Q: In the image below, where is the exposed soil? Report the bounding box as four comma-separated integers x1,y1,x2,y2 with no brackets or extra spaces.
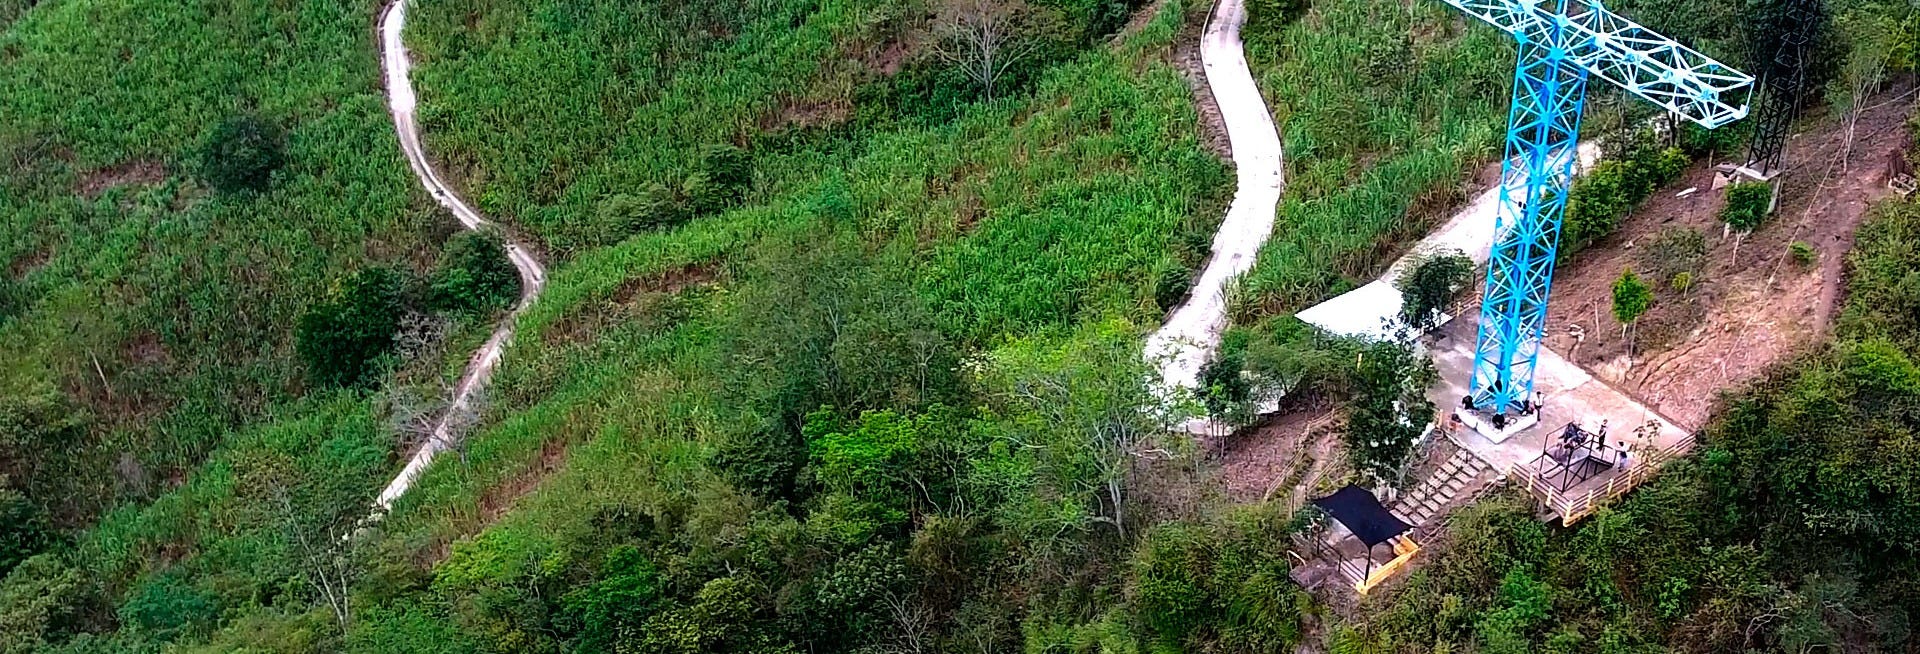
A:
1542,84,1916,431
8,249,51,278
476,433,572,524
74,158,166,198
123,331,171,366
1209,402,1344,505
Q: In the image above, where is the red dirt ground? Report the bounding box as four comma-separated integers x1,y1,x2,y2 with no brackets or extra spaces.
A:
1542,84,1916,430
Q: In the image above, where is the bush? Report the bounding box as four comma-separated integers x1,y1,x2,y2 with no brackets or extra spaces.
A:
1562,145,1693,257
1247,0,1310,32
0,554,95,653
1395,249,1474,331
1721,182,1773,232
1198,334,1252,418
1789,240,1817,265
1637,226,1707,289
597,183,686,236
117,573,217,640
1154,263,1192,313
1345,339,1436,483
295,267,403,388
196,114,285,194
0,490,49,579
430,230,520,314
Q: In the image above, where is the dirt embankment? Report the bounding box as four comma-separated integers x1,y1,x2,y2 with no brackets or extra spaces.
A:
1542,84,1917,430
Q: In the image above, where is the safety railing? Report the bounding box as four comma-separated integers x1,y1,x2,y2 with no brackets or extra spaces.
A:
1506,430,1697,523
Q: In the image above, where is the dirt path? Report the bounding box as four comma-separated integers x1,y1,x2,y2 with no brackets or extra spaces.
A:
1146,0,1284,398
372,0,548,512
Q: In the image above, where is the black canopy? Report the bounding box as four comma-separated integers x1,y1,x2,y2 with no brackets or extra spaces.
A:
1311,484,1412,548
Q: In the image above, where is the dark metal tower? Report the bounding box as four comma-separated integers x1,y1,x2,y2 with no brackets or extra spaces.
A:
1743,0,1827,177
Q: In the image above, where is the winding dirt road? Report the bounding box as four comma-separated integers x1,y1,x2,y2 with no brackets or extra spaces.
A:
373,0,547,512
1145,0,1284,397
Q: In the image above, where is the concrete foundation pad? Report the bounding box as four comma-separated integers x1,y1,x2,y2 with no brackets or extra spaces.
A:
1454,410,1537,443
1427,316,1689,477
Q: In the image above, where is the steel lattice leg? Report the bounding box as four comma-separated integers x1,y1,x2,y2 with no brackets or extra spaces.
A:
1469,28,1589,416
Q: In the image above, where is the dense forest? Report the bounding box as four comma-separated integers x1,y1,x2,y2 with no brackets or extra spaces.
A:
0,0,1915,651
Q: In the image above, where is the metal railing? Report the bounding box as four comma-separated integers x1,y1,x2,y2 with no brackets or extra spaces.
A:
1506,429,1697,523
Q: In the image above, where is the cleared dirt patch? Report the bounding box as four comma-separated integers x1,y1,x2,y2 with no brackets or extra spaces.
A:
75,158,166,198
1542,86,1915,430
1210,402,1344,505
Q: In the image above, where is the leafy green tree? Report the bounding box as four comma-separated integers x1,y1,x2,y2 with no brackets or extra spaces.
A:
1721,181,1773,232
559,545,662,651
1611,269,1652,336
117,573,216,641
1345,338,1436,484
295,267,403,388
1396,249,1475,331
197,114,286,194
430,230,520,314
1198,330,1252,420
597,183,686,236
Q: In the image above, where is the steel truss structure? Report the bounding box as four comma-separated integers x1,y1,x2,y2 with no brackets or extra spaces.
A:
1438,0,1754,415
1744,0,1826,176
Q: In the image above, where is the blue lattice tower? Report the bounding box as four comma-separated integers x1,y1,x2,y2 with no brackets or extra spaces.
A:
1436,0,1755,415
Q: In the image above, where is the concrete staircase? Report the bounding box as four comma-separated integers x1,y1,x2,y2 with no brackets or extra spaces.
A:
1392,449,1492,527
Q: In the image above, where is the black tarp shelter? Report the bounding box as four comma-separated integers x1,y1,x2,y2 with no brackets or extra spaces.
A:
1311,484,1411,549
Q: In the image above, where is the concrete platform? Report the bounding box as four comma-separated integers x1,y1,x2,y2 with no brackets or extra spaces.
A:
1425,315,1692,520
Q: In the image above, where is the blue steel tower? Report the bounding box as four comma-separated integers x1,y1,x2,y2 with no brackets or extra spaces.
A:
1436,0,1754,416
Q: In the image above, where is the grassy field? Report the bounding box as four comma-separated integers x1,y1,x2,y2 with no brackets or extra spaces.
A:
0,0,450,521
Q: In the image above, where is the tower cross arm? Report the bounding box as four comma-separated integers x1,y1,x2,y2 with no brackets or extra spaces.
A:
1435,0,1755,129
1558,0,1754,128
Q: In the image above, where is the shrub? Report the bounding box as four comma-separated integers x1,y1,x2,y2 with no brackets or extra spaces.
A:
1789,240,1817,265
1562,146,1693,257
1247,0,1310,32
1637,226,1707,289
597,183,686,236
1395,249,1474,331
118,573,217,640
1670,270,1694,292
197,114,285,194
0,489,49,578
1154,263,1192,313
1721,182,1773,232
430,230,520,314
295,267,403,388
0,554,95,652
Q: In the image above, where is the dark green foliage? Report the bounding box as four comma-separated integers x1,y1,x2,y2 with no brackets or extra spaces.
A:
430,230,520,314
0,490,51,579
1395,249,1474,331
0,394,88,525
1131,508,1308,651
295,267,403,389
1561,138,1692,258
1247,0,1310,32
1346,339,1437,483
0,554,97,653
1611,269,1652,326
1199,330,1253,418
712,425,807,504
558,545,662,652
116,573,216,641
1154,263,1192,313
0,278,18,325
196,114,285,195
596,183,686,235
1720,181,1774,232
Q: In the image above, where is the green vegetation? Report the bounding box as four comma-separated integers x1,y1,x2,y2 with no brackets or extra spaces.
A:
1396,248,1474,332
1345,338,1436,484
1721,181,1775,233
295,268,404,389
1790,240,1818,266
1611,269,1652,332
430,230,520,315
1561,135,1691,257
1347,199,1920,653
196,114,286,195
